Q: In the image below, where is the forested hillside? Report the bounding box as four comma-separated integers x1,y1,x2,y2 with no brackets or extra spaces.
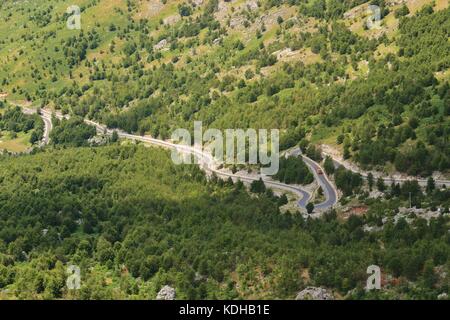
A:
0,145,448,299
0,105,44,152
0,0,448,175
0,0,449,301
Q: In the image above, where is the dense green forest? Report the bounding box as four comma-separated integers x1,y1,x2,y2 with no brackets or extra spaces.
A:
50,116,96,147
0,105,44,146
274,156,314,185
0,145,448,299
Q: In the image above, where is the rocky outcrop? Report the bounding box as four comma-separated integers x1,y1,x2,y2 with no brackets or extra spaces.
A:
154,39,168,51
88,135,109,146
438,293,448,300
156,285,176,300
163,14,181,26
386,0,407,6
246,0,258,11
295,287,334,300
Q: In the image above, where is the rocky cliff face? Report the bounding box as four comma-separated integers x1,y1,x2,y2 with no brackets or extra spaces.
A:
156,285,176,300
295,287,334,300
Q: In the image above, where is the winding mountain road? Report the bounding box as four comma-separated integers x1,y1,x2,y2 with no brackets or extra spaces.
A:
22,107,52,146
24,108,338,212
85,117,332,211
289,148,338,210
40,115,52,145
20,106,450,213
321,149,450,188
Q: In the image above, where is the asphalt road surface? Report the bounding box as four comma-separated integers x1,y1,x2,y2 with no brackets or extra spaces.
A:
22,107,52,146
289,148,338,210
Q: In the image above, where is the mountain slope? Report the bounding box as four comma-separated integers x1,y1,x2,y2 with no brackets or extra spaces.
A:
0,0,448,175
0,145,448,299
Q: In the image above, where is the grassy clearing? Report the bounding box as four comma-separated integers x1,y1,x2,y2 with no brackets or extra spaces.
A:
343,0,447,40
0,131,31,153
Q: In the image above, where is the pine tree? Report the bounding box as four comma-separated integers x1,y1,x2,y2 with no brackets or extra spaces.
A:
376,177,385,192
367,173,374,191
426,176,435,194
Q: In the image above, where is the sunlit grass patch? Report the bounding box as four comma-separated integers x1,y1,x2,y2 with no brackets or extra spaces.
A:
0,131,31,153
